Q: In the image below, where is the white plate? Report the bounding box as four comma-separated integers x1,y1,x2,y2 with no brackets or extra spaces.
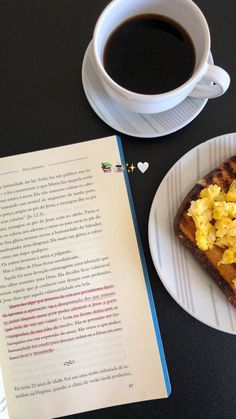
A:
82,41,213,138
148,133,236,334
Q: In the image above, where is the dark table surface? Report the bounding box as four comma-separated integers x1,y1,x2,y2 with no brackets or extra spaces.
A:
1,1,236,418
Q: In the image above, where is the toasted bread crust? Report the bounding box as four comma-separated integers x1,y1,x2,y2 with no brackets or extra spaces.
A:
174,156,236,308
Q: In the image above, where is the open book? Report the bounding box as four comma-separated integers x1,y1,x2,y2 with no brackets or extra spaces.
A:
0,136,170,419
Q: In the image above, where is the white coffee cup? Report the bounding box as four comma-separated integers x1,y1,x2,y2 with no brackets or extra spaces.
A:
92,0,230,114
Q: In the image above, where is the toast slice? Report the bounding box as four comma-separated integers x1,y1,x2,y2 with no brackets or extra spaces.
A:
174,155,236,308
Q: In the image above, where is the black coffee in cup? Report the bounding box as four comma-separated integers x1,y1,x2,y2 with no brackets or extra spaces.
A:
103,14,196,95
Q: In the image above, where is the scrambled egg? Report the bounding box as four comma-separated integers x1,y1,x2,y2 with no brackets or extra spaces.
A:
187,180,236,265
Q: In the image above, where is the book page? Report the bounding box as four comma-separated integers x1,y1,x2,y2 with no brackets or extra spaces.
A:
0,366,8,419
0,136,170,419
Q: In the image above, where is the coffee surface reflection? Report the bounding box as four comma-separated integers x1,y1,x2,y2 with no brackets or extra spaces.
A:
103,14,196,95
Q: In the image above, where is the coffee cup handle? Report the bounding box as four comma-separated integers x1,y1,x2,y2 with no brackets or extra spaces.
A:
189,63,230,99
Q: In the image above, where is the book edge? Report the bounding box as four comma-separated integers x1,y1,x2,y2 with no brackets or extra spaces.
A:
116,136,171,397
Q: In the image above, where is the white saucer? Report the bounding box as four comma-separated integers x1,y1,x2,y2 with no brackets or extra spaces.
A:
82,41,213,138
148,133,236,334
